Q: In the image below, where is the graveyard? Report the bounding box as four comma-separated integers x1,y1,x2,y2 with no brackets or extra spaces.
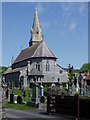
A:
0,64,90,120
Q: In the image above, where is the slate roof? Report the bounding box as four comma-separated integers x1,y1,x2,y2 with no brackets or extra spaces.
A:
3,67,26,75
4,67,44,77
14,40,56,64
30,68,44,76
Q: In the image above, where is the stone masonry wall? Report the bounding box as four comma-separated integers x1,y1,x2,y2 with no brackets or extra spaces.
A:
0,78,5,120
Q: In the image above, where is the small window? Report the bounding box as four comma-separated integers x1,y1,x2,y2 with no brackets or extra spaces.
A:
46,60,50,71
36,62,40,71
38,64,40,71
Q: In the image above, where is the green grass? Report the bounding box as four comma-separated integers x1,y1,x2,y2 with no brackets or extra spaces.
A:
79,96,90,99
6,88,37,110
10,88,32,102
6,102,36,110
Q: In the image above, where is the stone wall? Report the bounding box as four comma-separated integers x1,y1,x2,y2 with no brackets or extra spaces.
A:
5,72,20,87
0,78,5,120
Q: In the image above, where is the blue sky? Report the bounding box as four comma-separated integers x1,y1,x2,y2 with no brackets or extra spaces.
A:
2,2,88,69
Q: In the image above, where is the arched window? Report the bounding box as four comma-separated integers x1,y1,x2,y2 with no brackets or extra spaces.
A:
38,64,40,71
36,62,40,71
46,60,50,71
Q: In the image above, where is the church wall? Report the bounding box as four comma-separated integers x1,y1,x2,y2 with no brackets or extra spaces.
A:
4,72,20,87
41,59,68,83
12,58,68,84
41,59,58,83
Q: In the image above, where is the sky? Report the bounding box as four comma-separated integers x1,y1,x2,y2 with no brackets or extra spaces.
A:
2,2,88,69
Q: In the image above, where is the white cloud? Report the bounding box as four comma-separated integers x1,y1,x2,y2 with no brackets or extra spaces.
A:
70,20,77,32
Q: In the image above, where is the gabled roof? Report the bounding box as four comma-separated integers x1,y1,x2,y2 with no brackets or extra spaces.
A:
14,40,56,64
32,40,56,58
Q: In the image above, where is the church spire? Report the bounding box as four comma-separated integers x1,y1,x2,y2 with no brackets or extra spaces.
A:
33,8,39,29
29,8,43,47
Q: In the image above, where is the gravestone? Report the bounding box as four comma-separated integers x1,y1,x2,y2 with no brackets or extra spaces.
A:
66,83,68,90
72,83,76,95
40,84,43,97
44,92,47,97
17,95,22,104
10,94,14,103
23,90,26,97
40,96,45,103
84,86,89,96
76,75,79,93
32,82,39,107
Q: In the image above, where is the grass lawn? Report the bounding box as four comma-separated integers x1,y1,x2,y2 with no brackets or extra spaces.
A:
10,88,32,102
5,102,36,110
6,88,35,110
79,95,90,100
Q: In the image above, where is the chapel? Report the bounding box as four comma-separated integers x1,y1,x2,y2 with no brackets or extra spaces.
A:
4,8,69,88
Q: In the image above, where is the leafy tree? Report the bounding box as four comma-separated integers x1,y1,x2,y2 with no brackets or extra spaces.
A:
80,63,90,72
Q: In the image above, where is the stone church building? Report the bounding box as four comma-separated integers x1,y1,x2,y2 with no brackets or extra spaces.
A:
4,8,69,88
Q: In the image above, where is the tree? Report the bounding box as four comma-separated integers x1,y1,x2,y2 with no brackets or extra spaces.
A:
80,63,90,72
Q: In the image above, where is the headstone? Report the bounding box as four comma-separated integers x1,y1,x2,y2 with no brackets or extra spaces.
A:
72,83,76,95
23,90,26,97
76,75,79,93
8,88,10,102
79,79,85,96
84,86,89,96
17,95,22,104
40,96,45,103
44,92,47,97
10,94,14,103
40,84,43,97
66,83,68,90
32,82,39,105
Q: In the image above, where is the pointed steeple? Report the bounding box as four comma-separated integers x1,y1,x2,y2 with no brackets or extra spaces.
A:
29,8,43,47
33,8,39,29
